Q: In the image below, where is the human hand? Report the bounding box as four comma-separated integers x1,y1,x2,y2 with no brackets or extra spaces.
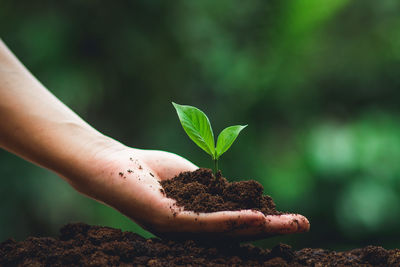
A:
71,145,309,241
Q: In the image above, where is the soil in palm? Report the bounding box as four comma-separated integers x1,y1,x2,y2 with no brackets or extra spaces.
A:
159,168,281,215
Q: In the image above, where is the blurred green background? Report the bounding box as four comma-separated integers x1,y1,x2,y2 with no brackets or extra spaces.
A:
1,0,400,250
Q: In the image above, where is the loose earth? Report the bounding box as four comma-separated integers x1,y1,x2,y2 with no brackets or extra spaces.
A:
159,168,281,215
1,223,398,266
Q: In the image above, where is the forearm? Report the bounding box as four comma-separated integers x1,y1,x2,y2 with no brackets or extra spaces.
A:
0,39,122,180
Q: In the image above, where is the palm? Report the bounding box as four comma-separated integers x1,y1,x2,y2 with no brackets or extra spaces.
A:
88,147,309,241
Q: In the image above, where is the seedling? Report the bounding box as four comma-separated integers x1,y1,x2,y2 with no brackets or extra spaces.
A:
172,102,247,174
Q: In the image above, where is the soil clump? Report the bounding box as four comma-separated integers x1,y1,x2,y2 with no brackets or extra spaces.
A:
160,168,281,215
1,223,398,266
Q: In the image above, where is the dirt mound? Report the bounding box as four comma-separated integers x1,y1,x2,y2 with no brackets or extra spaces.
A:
1,223,399,266
160,168,281,215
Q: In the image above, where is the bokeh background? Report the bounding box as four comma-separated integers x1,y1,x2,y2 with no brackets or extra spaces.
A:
1,0,400,250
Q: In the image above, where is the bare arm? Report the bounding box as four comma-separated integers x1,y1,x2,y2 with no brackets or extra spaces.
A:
0,40,116,179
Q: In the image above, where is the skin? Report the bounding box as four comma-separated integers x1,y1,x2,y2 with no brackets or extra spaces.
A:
0,39,309,240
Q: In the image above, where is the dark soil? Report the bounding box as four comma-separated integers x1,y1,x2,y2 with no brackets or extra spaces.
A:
160,168,281,215
1,223,398,266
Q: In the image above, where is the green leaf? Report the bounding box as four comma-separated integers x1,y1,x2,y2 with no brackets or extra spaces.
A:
215,125,247,159
172,102,215,157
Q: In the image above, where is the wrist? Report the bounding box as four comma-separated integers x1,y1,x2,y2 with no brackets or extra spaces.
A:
54,125,127,181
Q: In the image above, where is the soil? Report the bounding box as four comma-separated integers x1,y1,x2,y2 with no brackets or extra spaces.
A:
1,223,398,266
160,168,281,215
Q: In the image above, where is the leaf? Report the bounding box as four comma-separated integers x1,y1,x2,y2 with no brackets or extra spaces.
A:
172,102,215,157
215,125,247,159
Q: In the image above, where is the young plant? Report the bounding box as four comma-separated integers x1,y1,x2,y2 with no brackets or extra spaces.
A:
172,102,247,174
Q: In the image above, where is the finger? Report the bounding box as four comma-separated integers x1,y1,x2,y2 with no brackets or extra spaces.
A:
264,214,310,234
176,211,309,235
223,213,310,240
174,210,266,232
152,209,264,240
155,207,309,241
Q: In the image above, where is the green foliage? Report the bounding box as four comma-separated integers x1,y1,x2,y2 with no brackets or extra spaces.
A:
172,102,246,172
172,102,215,157
216,125,247,159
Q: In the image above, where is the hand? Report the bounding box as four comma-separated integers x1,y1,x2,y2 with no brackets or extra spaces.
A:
70,144,310,241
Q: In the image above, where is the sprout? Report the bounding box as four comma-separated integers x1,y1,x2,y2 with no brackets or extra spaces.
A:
172,102,246,174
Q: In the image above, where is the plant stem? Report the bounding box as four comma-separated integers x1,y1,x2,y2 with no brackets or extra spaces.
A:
213,159,218,176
